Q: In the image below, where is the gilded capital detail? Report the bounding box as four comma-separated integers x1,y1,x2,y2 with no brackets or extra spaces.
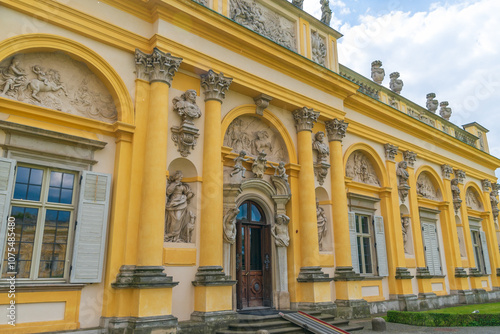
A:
403,150,417,167
135,48,182,85
325,118,348,142
441,164,453,179
200,70,233,102
292,107,319,132
384,143,398,161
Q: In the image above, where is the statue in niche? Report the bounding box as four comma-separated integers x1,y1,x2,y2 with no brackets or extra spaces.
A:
271,161,288,183
311,31,327,66
389,72,403,94
252,150,268,178
316,201,328,251
252,130,273,156
165,171,196,243
397,161,409,187
271,214,290,247
401,216,411,254
439,101,452,121
173,89,202,124
371,60,385,84
320,0,332,25
230,150,250,178
426,93,439,113
223,207,240,244
0,57,26,96
346,152,380,186
451,178,461,202
312,131,329,164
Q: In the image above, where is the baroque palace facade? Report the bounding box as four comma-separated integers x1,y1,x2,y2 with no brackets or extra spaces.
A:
0,0,500,333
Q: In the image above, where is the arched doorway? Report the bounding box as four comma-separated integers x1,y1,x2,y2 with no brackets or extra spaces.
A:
236,200,272,309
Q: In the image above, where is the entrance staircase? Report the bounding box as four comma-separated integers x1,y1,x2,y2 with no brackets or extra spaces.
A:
216,311,364,334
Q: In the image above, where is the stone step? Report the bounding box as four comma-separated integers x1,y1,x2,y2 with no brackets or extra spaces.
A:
227,319,298,330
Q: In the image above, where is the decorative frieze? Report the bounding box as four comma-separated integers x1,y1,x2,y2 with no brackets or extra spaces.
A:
253,93,272,115
426,93,438,113
384,143,398,161
403,150,417,167
325,118,348,142
200,70,233,102
441,164,453,179
171,89,202,156
135,48,183,85
465,188,483,211
371,60,385,84
292,107,319,132
454,169,466,184
389,72,403,94
416,173,441,200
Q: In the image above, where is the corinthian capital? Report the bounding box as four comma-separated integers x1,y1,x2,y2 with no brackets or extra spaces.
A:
441,164,453,179
292,107,319,132
454,169,466,184
134,48,182,85
325,118,348,142
200,70,233,102
384,143,398,161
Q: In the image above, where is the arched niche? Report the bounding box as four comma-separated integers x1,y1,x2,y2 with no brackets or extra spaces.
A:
168,157,198,178
0,34,133,124
400,204,413,255
315,186,332,252
415,167,444,201
344,144,386,187
465,183,484,211
221,104,296,164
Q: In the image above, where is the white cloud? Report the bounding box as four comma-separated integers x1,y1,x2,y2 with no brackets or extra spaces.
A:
336,0,500,176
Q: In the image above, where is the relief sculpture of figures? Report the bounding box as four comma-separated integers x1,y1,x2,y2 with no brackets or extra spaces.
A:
252,150,268,178
230,150,250,178
389,72,403,94
401,216,411,254
271,161,288,183
312,131,329,164
0,57,25,96
371,60,385,84
271,214,290,247
253,130,273,156
173,89,201,124
165,171,196,243
320,0,332,25
28,65,68,102
311,31,327,66
223,207,240,244
316,201,328,251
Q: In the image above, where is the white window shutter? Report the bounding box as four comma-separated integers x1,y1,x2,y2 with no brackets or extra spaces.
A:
480,231,492,275
0,158,16,247
374,215,389,277
425,223,442,275
348,212,360,274
70,171,112,283
422,223,434,275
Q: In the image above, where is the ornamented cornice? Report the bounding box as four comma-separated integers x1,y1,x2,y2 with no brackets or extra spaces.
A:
200,70,233,102
134,48,183,85
482,179,492,192
403,150,417,167
292,107,319,132
325,118,348,142
454,169,466,184
441,164,453,179
384,143,398,161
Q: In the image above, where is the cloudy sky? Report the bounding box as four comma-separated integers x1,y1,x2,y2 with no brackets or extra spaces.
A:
302,0,500,177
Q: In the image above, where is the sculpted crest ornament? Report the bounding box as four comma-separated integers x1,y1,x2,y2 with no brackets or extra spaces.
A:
171,89,202,156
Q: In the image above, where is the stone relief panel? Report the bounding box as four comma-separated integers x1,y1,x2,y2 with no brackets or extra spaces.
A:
224,115,289,163
311,31,327,66
0,53,117,122
465,188,483,211
345,151,381,186
416,172,442,201
229,0,297,51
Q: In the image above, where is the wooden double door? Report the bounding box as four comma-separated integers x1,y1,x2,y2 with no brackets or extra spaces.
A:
236,201,272,309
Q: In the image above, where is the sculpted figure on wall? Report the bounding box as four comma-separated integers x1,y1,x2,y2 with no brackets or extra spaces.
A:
230,0,297,51
0,57,26,96
292,0,304,9
371,60,385,84
311,31,327,66
466,188,483,211
316,201,328,251
389,72,403,94
171,89,202,156
320,0,332,25
252,150,268,178
451,178,462,212
312,131,329,164
223,207,240,244
397,161,411,202
165,171,196,243
230,150,250,178
271,214,290,247
416,173,440,200
490,185,499,220
426,93,439,113
345,151,381,186
401,216,411,254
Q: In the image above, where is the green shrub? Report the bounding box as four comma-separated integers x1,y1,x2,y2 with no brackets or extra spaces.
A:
387,310,500,327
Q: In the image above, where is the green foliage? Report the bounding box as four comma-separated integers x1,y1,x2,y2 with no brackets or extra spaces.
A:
423,303,500,315
387,310,500,327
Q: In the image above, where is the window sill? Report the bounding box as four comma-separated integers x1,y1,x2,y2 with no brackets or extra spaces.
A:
360,275,384,281
0,283,85,292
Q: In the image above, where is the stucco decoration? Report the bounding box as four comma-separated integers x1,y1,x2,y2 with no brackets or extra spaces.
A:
0,53,117,122
223,207,240,244
371,60,385,84
466,188,483,211
271,214,290,247
311,31,327,66
135,48,182,85
384,143,398,161
490,185,499,221
426,93,439,113
270,161,288,183
397,161,411,202
252,150,268,178
482,179,492,192
416,173,441,200
401,216,411,254
320,0,332,25
253,93,272,116
403,150,417,167
389,72,403,94
314,163,330,186
292,0,304,9
229,0,297,51
439,101,452,121
451,178,462,213
389,96,399,108
316,201,328,251
441,164,453,179
325,118,348,142
345,151,381,186
293,107,319,132
313,131,329,164
224,115,289,163
230,150,250,178
165,171,196,243
454,169,466,184
200,70,233,102
171,89,202,156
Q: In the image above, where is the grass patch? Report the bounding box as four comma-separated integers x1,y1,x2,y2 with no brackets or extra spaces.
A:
387,307,500,327
422,303,500,315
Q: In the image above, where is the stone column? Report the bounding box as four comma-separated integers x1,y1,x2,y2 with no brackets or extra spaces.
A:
109,48,181,333
293,107,334,313
192,70,236,323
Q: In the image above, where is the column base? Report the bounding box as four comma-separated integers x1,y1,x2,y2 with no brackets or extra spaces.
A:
291,301,337,315
192,266,236,286
335,299,370,319
451,289,475,304
333,266,363,281
297,266,334,282
102,315,178,334
396,294,419,311
274,291,291,310
454,267,469,278
112,265,179,289
395,267,414,280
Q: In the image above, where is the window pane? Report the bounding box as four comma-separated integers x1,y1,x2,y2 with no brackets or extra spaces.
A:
50,171,62,187
38,210,70,278
363,238,372,274
241,226,245,270
13,183,28,200
27,185,42,201
2,207,39,278
16,166,30,184
361,216,369,234
251,204,262,222
30,169,43,185
237,203,247,220
60,189,73,204
357,236,363,273
250,227,262,270
356,216,360,233
13,167,43,201
48,172,74,204
62,174,75,189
